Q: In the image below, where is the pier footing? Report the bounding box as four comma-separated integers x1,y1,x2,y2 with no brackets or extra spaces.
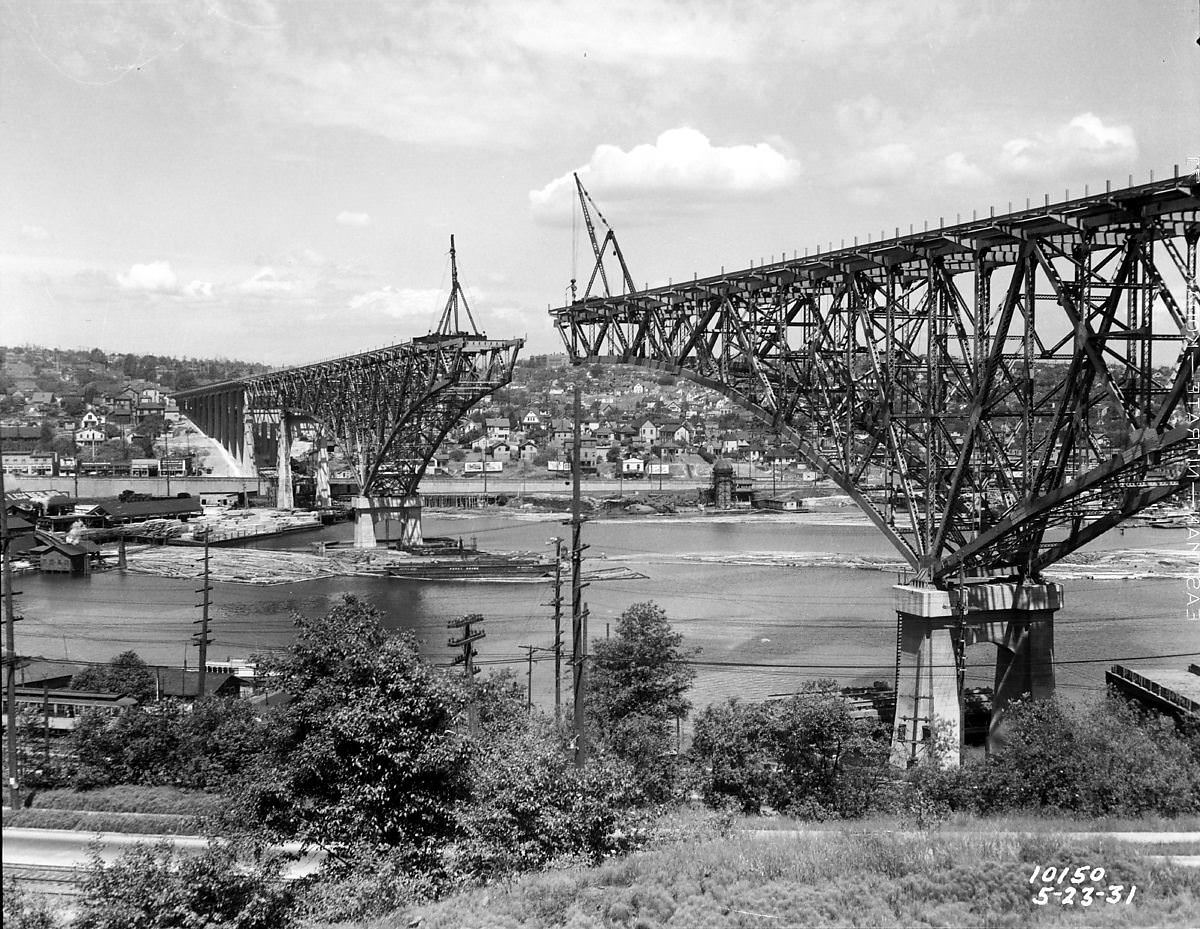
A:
890,580,1061,768
353,495,422,548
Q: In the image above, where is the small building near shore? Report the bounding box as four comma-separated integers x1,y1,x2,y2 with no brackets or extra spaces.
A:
31,533,102,575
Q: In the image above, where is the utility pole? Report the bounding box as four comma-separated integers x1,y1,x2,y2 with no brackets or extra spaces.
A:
1,444,24,809
568,384,590,766
193,540,212,700
448,613,485,736
953,567,969,758
521,644,535,712
545,536,564,718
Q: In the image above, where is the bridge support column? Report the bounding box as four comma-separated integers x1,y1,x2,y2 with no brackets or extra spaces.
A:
352,495,422,549
987,585,1060,753
241,407,258,477
275,413,294,509
890,585,962,769
315,443,331,508
889,580,1061,768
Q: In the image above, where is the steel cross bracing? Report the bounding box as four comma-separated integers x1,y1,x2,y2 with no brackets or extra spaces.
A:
552,177,1200,582
242,335,521,498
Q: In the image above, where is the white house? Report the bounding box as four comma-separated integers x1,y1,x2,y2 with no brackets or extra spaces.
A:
637,418,660,445
485,418,511,441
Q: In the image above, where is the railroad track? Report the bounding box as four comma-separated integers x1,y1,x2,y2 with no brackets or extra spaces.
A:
3,862,84,897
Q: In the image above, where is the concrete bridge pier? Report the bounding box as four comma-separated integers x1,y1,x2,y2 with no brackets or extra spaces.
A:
889,580,1062,768
315,443,332,508
275,413,294,509
352,495,422,549
890,585,963,769
241,407,258,477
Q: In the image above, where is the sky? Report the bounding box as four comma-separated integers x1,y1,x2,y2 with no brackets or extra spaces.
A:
1,0,1198,365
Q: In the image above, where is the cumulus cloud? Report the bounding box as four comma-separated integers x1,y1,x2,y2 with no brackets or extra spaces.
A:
942,151,988,186
238,267,297,295
184,280,214,298
117,261,178,293
345,286,445,321
530,127,800,222
21,224,50,241
998,113,1137,178
336,211,371,227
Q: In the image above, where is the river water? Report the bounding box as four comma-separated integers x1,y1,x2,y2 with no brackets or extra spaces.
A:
13,510,1200,712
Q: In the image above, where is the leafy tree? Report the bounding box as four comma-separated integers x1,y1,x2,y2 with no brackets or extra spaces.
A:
589,602,695,726
61,396,86,416
587,602,696,799
71,651,156,703
71,703,182,788
134,413,167,440
226,596,469,869
73,841,294,929
35,421,55,451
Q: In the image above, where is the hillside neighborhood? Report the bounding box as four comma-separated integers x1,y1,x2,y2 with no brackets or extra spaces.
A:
1,345,824,489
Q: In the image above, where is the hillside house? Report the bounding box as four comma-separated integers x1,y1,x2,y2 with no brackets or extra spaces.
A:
637,418,660,445
485,417,511,441
75,427,106,447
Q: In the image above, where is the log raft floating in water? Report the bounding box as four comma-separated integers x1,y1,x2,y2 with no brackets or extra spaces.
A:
122,546,646,586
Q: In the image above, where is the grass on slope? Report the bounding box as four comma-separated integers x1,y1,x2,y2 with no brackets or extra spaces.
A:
342,826,1200,929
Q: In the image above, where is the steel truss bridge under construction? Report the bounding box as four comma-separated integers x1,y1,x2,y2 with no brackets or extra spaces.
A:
553,174,1200,764
177,238,522,548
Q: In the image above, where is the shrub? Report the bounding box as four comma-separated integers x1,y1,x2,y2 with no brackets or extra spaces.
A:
2,873,61,929
976,696,1200,816
72,840,294,929
690,686,891,819
451,674,648,883
907,696,1200,818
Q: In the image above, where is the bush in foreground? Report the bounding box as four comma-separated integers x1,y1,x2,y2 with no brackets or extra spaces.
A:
690,684,891,819
72,841,294,929
907,696,1200,819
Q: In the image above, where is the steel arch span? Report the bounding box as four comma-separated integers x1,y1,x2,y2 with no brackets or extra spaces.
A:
177,238,522,525
552,177,1200,583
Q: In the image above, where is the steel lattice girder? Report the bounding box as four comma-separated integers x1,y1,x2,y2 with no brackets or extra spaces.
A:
196,336,521,498
551,178,1200,581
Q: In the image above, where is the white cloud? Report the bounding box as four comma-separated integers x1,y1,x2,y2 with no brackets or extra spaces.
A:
117,261,178,293
346,286,444,321
20,225,50,241
844,141,918,187
336,211,371,227
942,151,988,186
238,267,297,295
530,128,800,223
184,280,215,298
998,113,1137,178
